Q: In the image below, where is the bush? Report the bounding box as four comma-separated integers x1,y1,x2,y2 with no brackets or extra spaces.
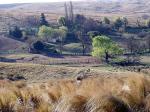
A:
9,26,23,39
33,41,45,51
31,41,58,55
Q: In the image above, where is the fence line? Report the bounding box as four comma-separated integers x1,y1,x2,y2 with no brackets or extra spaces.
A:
30,58,101,65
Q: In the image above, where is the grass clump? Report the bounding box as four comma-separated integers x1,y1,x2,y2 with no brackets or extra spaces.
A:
0,73,150,112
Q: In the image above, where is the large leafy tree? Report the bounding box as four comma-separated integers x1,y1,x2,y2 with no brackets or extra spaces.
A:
92,36,123,62
38,25,68,54
38,25,55,42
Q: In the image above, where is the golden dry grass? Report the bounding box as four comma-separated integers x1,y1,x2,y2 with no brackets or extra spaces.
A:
0,73,150,112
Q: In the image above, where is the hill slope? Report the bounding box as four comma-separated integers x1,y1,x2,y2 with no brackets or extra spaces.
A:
0,0,150,20
0,36,28,53
0,0,149,31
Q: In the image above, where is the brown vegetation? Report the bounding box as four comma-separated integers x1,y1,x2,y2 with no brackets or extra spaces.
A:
0,73,150,112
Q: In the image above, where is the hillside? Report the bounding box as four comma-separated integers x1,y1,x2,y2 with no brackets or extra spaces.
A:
0,0,149,35
0,0,150,21
0,36,28,53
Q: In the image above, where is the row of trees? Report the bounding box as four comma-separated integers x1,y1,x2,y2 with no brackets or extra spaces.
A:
7,1,150,61
91,35,150,64
126,36,150,54
8,12,150,56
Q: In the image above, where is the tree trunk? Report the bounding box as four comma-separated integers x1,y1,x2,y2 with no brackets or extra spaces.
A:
105,52,109,63
148,40,150,53
59,41,63,55
82,44,85,56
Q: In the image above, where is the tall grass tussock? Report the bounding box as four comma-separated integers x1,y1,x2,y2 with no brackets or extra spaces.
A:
0,73,150,112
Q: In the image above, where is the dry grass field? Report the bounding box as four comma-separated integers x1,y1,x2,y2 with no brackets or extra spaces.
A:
0,62,120,82
0,61,150,111
0,0,150,111
0,53,100,65
0,69,150,112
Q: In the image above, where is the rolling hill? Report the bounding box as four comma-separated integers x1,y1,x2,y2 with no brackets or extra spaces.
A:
0,0,149,27
0,0,150,20
0,0,149,53
0,36,28,53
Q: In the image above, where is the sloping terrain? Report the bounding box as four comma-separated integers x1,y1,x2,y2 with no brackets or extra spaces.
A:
0,62,134,82
0,0,149,38
0,36,28,52
0,0,150,20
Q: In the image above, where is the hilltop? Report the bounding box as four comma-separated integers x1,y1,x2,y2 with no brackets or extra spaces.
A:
0,0,150,21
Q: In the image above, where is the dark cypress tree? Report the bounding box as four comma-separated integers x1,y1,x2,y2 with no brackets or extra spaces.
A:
40,13,49,26
114,18,124,30
9,26,22,39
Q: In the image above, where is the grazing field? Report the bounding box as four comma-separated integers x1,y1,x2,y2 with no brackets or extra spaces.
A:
0,62,123,82
0,53,100,65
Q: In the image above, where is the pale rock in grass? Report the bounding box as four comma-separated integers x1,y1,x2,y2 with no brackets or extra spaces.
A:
122,84,131,93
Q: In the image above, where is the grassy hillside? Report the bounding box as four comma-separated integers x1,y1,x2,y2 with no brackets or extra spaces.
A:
0,36,28,53
0,0,150,27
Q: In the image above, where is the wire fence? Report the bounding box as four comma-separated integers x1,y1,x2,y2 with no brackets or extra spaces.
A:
42,58,100,65
16,57,101,65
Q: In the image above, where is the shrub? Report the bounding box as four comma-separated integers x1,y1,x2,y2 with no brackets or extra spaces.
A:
9,26,23,39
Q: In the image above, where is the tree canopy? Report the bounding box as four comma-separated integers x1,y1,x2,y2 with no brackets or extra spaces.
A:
9,26,23,39
92,36,123,62
38,25,55,41
58,17,66,26
114,18,124,30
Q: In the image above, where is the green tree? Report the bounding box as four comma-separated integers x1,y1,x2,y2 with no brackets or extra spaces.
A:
87,31,100,39
55,26,68,54
146,36,150,52
92,36,123,62
123,17,128,30
136,19,141,27
40,13,49,26
58,16,66,26
114,18,124,30
38,25,55,41
76,31,88,56
104,17,110,24
9,26,23,39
